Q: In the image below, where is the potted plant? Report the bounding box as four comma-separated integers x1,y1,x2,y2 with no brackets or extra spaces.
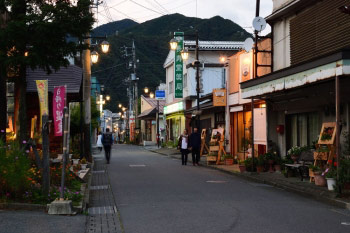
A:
72,153,80,165
80,158,88,170
256,155,265,173
287,146,302,163
325,168,337,191
264,152,275,172
244,157,257,172
238,159,246,173
224,154,234,165
312,165,326,186
274,154,282,172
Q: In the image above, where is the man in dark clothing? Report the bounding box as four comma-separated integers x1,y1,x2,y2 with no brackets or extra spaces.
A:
102,128,113,164
189,127,201,166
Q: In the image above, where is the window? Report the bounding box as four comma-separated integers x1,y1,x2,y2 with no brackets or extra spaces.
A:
183,73,187,88
169,81,173,94
237,111,252,153
287,112,320,149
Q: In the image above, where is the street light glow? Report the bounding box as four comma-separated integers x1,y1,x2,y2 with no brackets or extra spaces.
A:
144,87,149,94
150,92,154,99
118,103,122,108
101,41,110,53
220,56,226,63
169,38,178,50
181,49,189,60
106,95,110,101
91,51,99,64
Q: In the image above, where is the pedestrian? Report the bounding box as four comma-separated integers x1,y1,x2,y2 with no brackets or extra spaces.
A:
178,129,190,165
96,132,103,152
189,127,201,166
102,128,113,164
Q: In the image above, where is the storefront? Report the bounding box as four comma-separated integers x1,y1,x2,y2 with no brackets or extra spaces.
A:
164,101,185,142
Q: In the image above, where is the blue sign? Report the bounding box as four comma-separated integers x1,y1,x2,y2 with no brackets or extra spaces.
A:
155,90,166,100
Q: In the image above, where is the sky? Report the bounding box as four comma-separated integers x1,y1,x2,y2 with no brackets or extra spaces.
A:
96,0,273,34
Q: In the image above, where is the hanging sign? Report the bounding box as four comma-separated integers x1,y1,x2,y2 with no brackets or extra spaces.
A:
174,32,184,98
36,80,49,128
213,89,227,106
53,86,66,136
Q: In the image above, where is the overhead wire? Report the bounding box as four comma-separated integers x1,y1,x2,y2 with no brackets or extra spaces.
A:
129,0,165,16
154,0,170,14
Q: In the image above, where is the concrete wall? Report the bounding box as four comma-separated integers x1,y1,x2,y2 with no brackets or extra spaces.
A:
165,63,174,105
272,0,296,12
273,16,293,71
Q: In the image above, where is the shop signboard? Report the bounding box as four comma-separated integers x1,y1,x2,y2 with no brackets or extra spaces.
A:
174,32,184,99
36,80,49,128
164,102,184,115
53,86,66,136
213,89,227,106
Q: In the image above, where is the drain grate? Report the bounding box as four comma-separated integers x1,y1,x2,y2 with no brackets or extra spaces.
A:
90,185,109,190
88,206,116,215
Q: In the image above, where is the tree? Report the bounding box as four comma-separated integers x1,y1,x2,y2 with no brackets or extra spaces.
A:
0,0,94,143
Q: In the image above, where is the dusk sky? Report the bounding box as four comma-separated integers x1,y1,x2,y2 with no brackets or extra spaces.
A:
96,0,273,34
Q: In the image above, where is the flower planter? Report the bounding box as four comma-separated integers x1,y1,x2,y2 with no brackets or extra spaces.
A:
256,165,264,173
326,178,336,191
274,164,281,172
81,164,87,170
239,165,246,173
314,172,326,186
291,155,299,164
225,159,234,165
72,159,80,165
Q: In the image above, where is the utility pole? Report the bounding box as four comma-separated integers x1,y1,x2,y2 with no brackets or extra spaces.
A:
132,41,139,131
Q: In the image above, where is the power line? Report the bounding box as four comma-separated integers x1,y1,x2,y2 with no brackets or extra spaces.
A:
129,0,165,16
154,0,170,14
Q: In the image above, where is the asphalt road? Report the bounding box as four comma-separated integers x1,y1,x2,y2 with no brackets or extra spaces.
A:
108,144,350,233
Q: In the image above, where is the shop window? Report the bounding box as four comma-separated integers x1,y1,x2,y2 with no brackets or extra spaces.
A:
237,111,252,153
6,82,15,132
287,112,320,149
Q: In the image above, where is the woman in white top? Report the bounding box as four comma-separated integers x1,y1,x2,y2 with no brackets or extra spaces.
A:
178,129,190,165
96,132,103,152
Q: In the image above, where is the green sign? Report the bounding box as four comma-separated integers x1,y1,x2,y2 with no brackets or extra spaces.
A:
174,32,184,98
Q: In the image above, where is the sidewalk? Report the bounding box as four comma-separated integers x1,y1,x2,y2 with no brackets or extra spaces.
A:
145,146,350,210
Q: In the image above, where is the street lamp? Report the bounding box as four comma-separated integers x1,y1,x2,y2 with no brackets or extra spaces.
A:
220,56,227,63
91,51,99,64
118,103,122,108
181,48,189,60
144,87,149,94
149,92,154,99
101,41,110,53
106,95,110,101
169,38,178,50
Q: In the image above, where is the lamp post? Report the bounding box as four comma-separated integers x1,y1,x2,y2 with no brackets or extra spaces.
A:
170,31,201,131
82,36,109,160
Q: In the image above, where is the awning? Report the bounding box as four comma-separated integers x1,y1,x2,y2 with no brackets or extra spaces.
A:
138,107,158,120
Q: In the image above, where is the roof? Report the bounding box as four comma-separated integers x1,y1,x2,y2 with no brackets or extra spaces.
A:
138,107,157,120
142,96,165,114
26,65,83,93
184,40,244,51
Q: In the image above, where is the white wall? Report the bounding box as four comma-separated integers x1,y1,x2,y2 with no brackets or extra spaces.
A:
272,0,295,12
165,63,174,105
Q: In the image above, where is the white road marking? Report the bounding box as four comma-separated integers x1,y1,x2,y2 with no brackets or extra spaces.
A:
206,180,228,183
341,222,350,226
129,164,146,167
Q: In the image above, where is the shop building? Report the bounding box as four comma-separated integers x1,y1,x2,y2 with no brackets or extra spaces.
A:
240,0,350,157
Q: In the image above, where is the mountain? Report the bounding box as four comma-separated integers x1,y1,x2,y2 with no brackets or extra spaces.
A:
92,19,138,37
92,14,251,112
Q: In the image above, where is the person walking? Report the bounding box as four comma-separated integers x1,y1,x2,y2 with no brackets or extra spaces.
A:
102,128,113,164
178,129,190,165
189,127,201,166
96,132,103,152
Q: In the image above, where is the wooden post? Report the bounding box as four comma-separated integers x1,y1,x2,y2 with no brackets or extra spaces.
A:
60,107,69,200
42,114,50,195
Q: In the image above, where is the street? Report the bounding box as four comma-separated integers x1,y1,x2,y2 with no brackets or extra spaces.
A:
102,144,350,233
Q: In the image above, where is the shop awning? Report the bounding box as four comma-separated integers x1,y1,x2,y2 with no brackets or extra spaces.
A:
138,107,159,120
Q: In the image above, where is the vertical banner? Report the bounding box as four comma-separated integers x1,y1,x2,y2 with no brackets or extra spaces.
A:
53,86,66,136
36,80,49,128
174,32,184,98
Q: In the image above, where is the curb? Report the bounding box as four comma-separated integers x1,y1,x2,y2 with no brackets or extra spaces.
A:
0,202,46,211
150,149,350,210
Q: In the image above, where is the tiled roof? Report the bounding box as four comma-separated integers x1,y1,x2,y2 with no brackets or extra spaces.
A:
26,65,82,93
184,40,244,50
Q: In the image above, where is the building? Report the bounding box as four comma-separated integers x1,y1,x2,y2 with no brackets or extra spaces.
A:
240,0,350,156
163,40,244,143
225,38,272,159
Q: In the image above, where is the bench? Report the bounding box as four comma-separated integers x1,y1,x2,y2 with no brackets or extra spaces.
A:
284,150,314,181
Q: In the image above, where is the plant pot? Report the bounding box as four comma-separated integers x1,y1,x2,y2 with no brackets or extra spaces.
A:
72,159,80,165
81,164,87,170
274,164,281,172
225,159,234,165
326,178,336,191
314,174,326,186
239,165,246,173
256,165,264,173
